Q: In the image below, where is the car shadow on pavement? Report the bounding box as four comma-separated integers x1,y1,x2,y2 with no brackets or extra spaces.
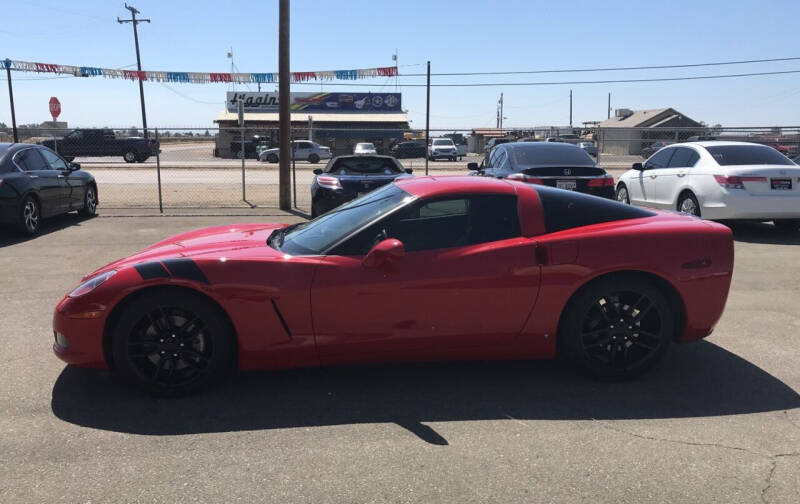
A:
729,221,800,245
0,213,89,248
51,341,799,444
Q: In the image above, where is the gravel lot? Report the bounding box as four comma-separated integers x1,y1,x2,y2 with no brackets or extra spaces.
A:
0,213,798,503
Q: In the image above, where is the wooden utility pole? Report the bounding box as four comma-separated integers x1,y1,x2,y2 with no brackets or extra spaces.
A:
4,60,18,143
278,0,291,209
117,4,150,138
569,89,573,128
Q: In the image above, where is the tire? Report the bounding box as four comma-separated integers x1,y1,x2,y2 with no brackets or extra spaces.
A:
111,290,235,397
123,151,137,163
677,192,701,217
311,205,320,218
774,219,800,232
135,155,149,163
616,184,630,204
18,195,41,236
78,185,98,218
308,153,320,164
559,275,674,380
266,154,279,163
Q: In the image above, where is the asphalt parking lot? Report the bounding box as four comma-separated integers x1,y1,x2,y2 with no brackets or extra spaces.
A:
1,214,799,503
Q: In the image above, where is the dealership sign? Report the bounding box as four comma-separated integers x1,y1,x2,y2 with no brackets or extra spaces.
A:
226,92,401,113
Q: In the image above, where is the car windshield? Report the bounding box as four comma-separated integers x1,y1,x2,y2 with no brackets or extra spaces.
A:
356,143,374,149
704,145,794,166
511,144,595,167
327,157,403,174
274,184,415,255
433,139,453,146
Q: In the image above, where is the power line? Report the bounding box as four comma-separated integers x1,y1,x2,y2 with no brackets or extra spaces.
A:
398,56,800,77
288,69,800,87
159,83,223,104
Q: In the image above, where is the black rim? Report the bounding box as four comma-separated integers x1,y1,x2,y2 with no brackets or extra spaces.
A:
126,306,213,388
579,291,663,370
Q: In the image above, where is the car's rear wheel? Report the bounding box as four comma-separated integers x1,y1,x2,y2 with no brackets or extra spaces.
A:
560,275,673,379
308,153,320,164
123,151,137,163
112,290,235,396
266,153,278,163
774,219,800,232
78,185,97,217
677,192,701,217
616,184,630,204
18,195,41,236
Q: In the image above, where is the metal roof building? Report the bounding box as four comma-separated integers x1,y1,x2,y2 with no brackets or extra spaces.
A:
597,108,705,155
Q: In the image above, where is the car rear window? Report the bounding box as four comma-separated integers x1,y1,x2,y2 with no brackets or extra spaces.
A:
535,185,656,233
704,145,794,166
511,144,595,167
327,157,403,174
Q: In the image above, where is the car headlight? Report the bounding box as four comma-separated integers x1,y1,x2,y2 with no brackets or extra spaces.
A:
69,270,117,298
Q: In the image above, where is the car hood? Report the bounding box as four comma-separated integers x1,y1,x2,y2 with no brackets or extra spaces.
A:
87,223,288,278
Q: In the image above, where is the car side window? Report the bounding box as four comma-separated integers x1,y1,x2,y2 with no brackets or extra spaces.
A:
667,147,698,168
66,130,83,140
14,149,50,171
494,149,508,170
332,195,521,255
645,148,674,169
39,148,69,170
297,141,312,149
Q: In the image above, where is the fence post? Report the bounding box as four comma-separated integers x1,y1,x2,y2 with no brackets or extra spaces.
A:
241,125,246,203
155,128,163,213
292,132,297,208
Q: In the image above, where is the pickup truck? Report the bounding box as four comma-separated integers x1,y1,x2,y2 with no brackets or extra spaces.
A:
40,129,160,163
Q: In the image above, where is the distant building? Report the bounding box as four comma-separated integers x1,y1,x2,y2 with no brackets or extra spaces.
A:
597,108,705,155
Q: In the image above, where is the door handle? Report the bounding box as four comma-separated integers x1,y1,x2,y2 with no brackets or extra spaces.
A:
57,174,65,179
649,175,657,179
677,172,686,177
28,175,39,179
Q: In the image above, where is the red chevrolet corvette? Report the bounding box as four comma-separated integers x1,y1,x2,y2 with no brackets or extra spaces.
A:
53,176,734,395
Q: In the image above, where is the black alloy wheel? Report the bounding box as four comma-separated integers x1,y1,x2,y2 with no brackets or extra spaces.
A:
112,291,234,396
19,195,41,235
78,186,98,217
561,276,673,379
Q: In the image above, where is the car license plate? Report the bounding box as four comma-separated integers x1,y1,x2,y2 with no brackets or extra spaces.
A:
557,180,577,190
771,178,792,190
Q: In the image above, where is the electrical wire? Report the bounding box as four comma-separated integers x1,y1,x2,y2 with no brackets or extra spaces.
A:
159,83,223,104
398,56,800,77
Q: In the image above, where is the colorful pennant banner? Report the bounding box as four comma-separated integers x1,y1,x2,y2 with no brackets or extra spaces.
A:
0,58,398,84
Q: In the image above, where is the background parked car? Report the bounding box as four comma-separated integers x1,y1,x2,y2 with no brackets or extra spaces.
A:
485,137,513,153
577,141,598,157
428,138,458,161
0,143,97,235
310,155,413,217
259,140,332,163
640,140,674,159
472,142,615,199
390,141,427,159
353,143,377,155
40,128,159,163
615,141,800,231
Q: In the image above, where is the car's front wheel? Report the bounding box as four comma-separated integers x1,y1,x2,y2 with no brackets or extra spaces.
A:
616,184,630,204
111,290,235,396
78,185,98,217
559,275,673,379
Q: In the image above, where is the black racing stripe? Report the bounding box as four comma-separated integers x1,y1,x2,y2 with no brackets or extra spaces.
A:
134,262,170,280
161,258,210,284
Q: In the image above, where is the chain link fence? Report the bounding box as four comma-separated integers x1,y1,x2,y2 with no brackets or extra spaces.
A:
2,125,797,212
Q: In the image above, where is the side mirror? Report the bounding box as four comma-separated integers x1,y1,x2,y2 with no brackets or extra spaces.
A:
68,162,81,171
405,168,413,174
313,168,323,175
467,162,478,171
632,162,644,171
363,238,405,269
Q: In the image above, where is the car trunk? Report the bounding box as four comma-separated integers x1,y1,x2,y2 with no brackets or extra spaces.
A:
335,173,403,195
722,165,800,196
513,166,612,194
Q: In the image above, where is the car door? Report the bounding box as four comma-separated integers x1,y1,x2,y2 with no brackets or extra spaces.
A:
310,194,541,363
39,148,83,210
630,148,674,207
13,148,67,217
293,141,311,160
655,147,700,209
59,130,83,158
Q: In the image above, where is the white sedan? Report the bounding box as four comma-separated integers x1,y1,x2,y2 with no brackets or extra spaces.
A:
353,142,377,155
615,141,800,230
259,140,331,164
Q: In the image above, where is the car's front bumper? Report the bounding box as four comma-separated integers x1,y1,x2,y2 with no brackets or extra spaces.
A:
52,295,109,369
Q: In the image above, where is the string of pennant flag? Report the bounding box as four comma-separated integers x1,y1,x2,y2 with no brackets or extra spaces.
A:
0,58,398,84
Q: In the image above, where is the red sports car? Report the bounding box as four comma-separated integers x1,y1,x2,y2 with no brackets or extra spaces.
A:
53,177,734,396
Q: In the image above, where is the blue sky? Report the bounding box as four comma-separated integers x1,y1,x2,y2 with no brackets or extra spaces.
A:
2,0,800,129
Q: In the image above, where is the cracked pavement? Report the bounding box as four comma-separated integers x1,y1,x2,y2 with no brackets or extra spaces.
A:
1,215,798,503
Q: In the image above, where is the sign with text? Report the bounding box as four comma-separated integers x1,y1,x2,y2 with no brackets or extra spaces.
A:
226,92,402,114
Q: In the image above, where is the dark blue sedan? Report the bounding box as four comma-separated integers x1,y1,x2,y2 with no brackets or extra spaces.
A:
310,155,413,217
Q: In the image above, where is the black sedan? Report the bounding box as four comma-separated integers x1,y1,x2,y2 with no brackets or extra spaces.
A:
311,155,412,217
0,143,97,235
470,142,614,199
389,141,426,159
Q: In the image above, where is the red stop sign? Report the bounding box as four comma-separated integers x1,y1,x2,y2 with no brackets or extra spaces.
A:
49,97,61,121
